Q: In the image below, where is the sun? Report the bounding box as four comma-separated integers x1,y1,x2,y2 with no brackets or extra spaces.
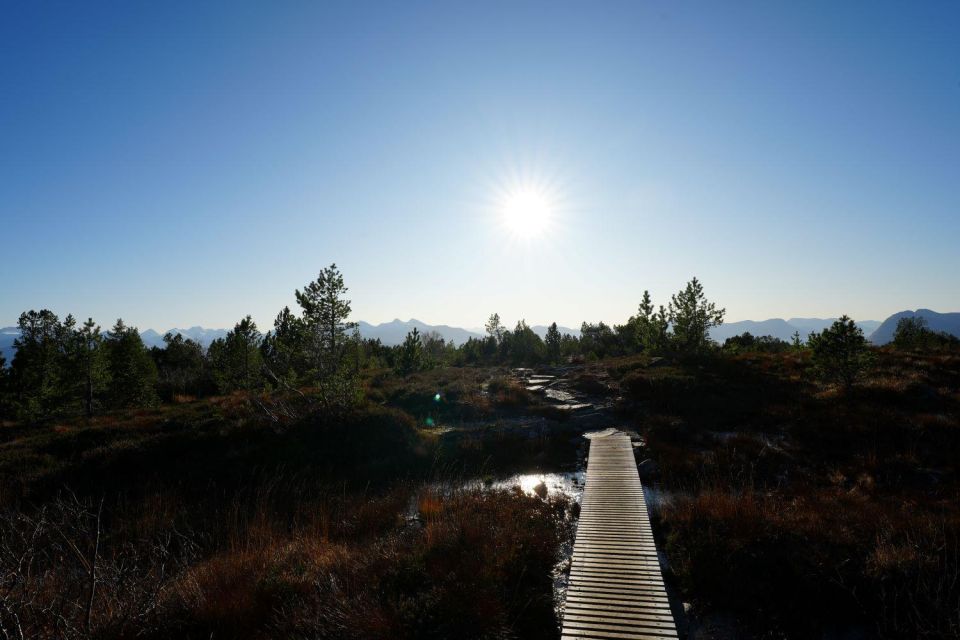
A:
500,187,552,238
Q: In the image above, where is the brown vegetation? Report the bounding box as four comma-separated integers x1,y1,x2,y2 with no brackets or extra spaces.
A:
0,365,577,639
613,349,960,639
1,484,571,639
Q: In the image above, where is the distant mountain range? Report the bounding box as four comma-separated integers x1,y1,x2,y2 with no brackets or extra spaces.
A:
0,327,19,365
2,311,958,363
709,318,883,343
357,319,581,345
357,319,483,346
532,324,581,340
867,309,960,345
138,326,229,349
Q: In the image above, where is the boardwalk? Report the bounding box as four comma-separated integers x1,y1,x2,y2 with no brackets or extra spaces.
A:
561,431,678,640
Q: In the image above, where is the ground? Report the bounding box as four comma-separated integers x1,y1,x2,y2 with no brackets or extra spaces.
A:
1,350,957,638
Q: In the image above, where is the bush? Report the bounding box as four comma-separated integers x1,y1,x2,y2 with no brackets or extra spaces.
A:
893,316,960,351
723,332,790,354
807,315,872,389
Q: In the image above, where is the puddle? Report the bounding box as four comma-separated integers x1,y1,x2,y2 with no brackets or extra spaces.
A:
406,471,585,520
488,471,585,501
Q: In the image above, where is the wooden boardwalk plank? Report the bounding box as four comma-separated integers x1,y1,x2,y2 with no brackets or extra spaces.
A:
560,431,678,639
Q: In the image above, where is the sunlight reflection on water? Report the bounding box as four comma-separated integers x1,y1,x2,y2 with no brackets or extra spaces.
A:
489,471,585,501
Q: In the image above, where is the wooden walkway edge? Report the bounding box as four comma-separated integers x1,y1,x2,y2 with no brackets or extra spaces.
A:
561,431,678,640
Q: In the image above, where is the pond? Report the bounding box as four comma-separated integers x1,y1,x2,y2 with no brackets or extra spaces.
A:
486,470,585,501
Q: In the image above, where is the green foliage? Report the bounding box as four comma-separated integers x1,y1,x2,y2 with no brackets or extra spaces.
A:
10,312,109,419
579,321,617,359
65,317,108,416
791,330,805,351
295,264,359,409
502,320,545,365
668,277,725,354
105,319,158,408
420,330,451,367
210,316,263,392
807,315,872,389
457,335,499,365
295,264,357,375
485,313,505,344
723,332,790,354
2,268,733,416
152,332,211,400
631,290,670,354
892,316,960,351
544,322,562,363
261,305,309,383
395,327,427,376
10,309,63,420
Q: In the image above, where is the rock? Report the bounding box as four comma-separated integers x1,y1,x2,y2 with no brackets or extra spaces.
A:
533,481,548,499
545,388,575,403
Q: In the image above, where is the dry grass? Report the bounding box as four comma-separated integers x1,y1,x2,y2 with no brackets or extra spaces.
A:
615,348,960,638
0,374,579,640
0,483,572,640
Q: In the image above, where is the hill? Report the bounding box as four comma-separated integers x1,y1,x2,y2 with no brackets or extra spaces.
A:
357,319,483,346
0,327,18,364
532,324,581,339
709,317,880,343
868,309,960,344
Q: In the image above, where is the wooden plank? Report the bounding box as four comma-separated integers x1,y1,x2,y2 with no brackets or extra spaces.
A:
560,431,677,639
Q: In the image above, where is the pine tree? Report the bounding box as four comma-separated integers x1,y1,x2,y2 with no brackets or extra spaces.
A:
233,316,262,391
295,264,357,378
791,330,804,352
630,290,670,354
11,309,63,420
579,321,616,359
294,264,359,409
105,319,158,408
808,315,872,389
395,327,425,375
485,313,505,345
668,278,725,354
154,332,208,400
545,322,562,363
211,316,262,392
504,320,544,365
68,318,106,417
261,306,308,383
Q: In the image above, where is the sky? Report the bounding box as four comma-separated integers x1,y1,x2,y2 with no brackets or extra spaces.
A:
2,1,958,331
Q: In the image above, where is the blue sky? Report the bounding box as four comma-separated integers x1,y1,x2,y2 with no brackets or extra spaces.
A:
2,1,958,331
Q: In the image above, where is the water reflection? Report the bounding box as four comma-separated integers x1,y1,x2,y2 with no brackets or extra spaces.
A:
489,471,584,501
